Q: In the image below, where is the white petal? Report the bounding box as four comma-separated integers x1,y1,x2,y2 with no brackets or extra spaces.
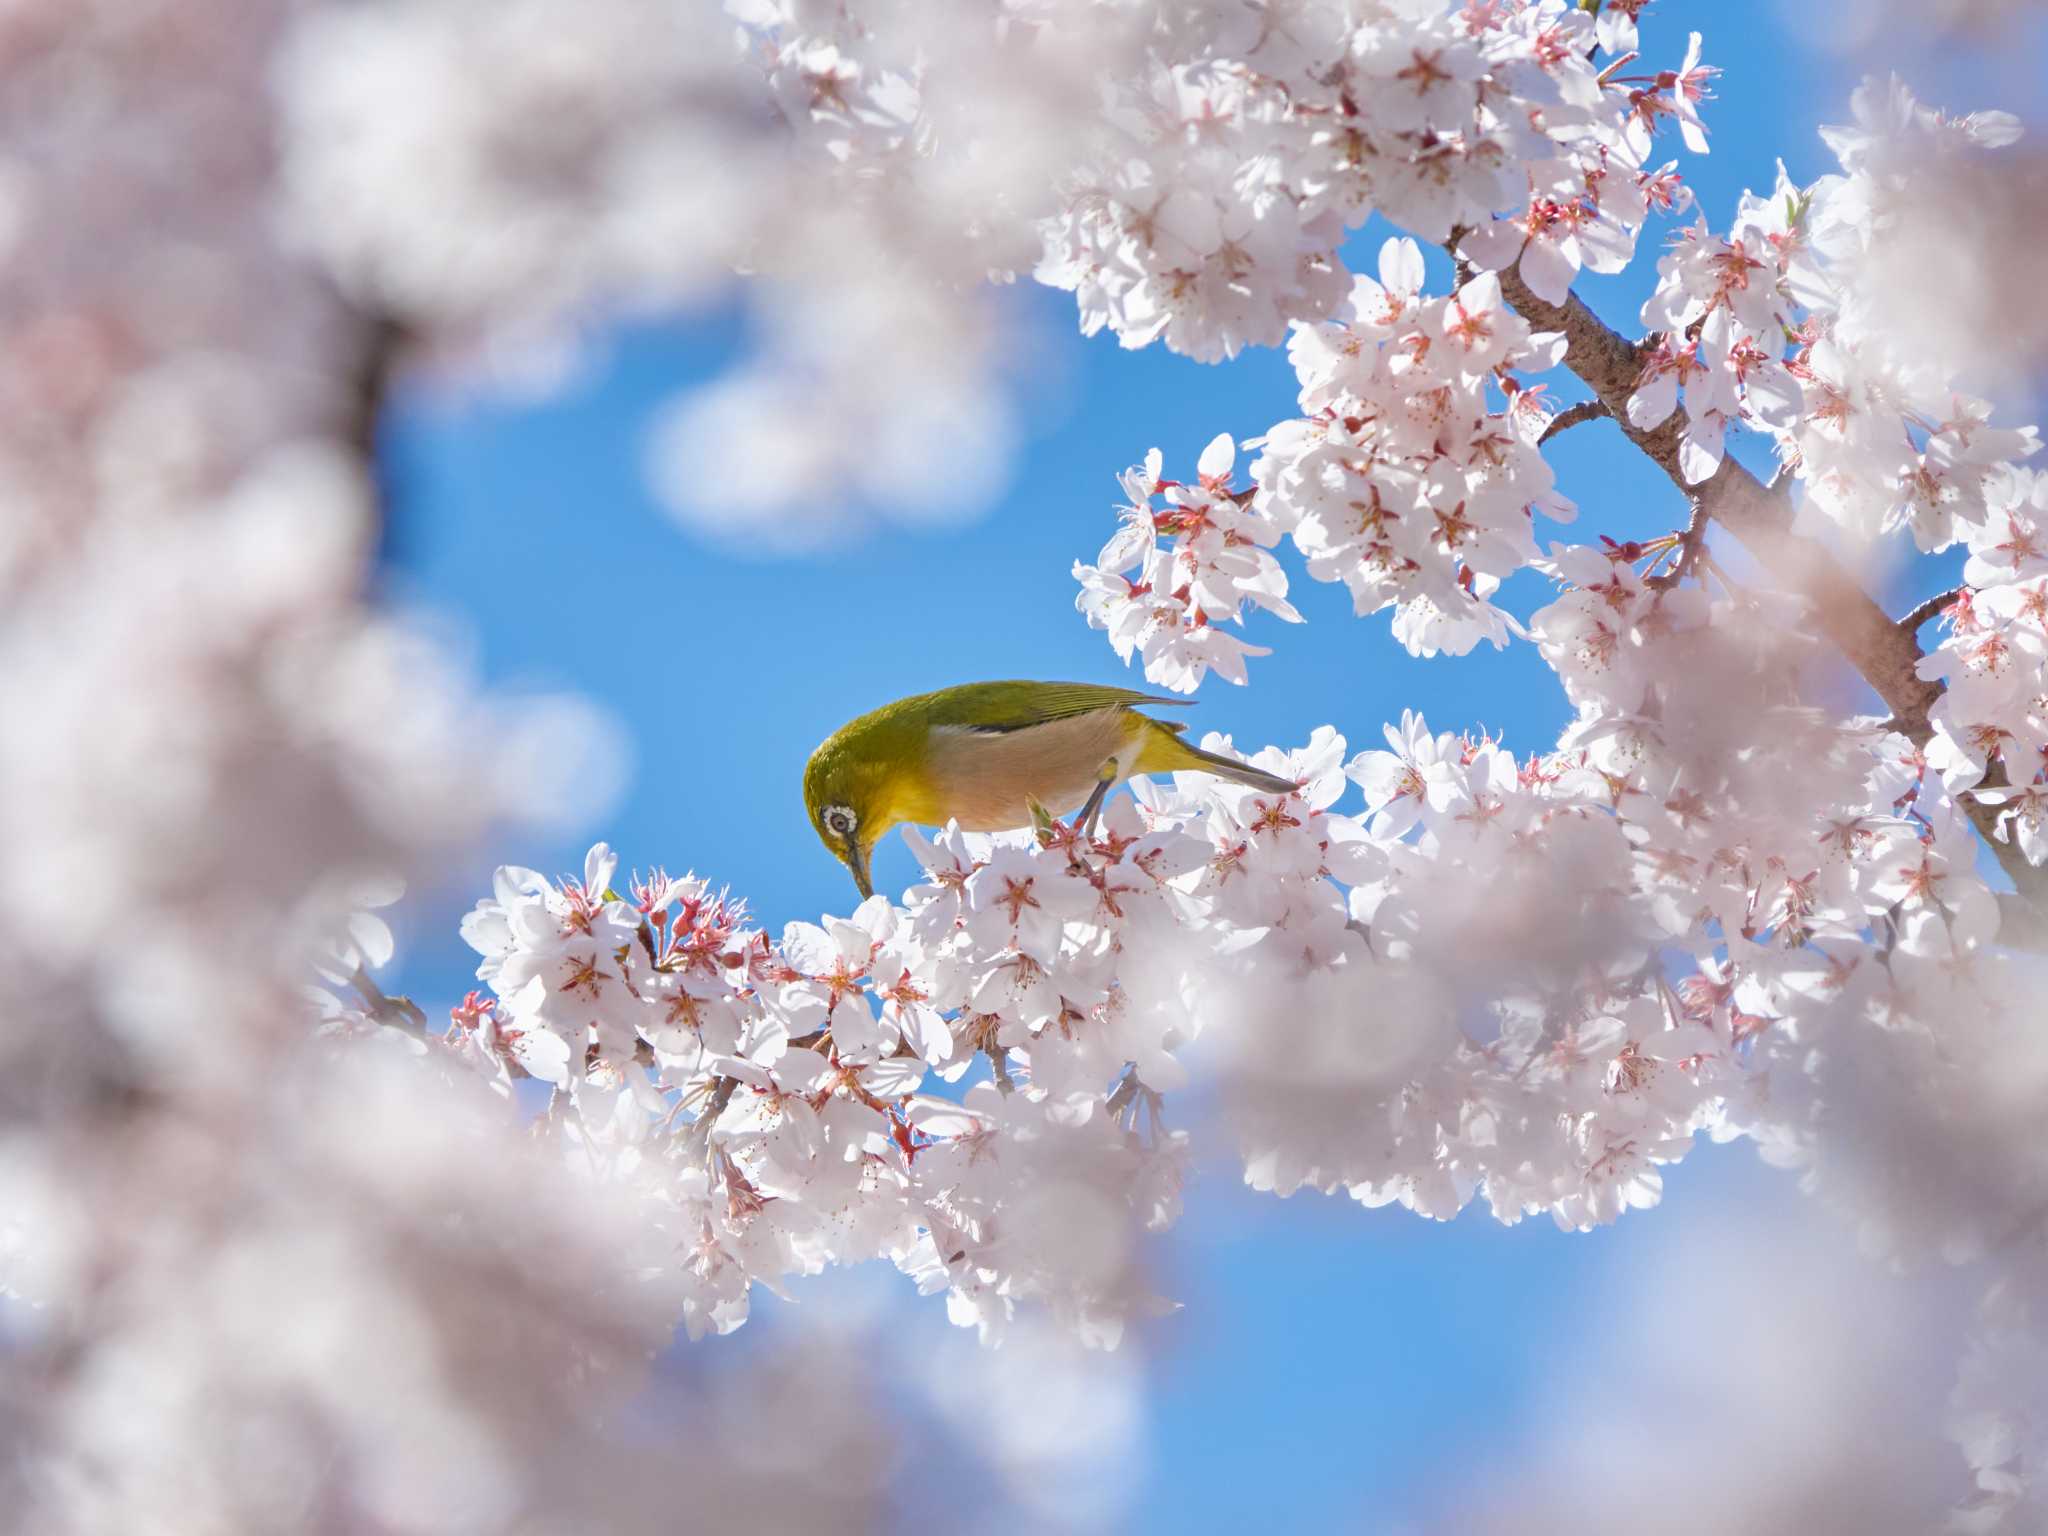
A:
1518,235,1578,306
905,1097,989,1137
1197,432,1236,484
1678,415,1726,484
1741,360,1803,431
1458,219,1524,274
1966,110,2023,148
1379,235,1426,294
346,911,395,971
1627,369,1679,430
860,1057,926,1098
510,1025,571,1086
780,921,836,974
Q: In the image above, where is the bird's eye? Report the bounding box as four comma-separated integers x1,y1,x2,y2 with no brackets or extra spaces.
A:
823,805,856,839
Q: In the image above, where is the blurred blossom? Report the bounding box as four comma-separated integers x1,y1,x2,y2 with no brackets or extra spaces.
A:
1794,0,2048,48
1420,1167,1974,1535
1951,1276,2048,1531
273,0,764,339
1773,5,2048,391
0,3,861,1530
912,1317,1148,1533
275,0,1121,540
1817,143,2048,401
645,271,1019,551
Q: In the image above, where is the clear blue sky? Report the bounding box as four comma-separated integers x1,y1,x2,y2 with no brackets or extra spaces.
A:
377,9,2039,1527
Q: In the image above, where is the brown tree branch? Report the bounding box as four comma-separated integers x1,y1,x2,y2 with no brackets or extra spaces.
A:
1898,586,1965,634
1538,398,1610,444
335,305,411,563
684,1075,741,1150
1494,260,1938,728
1490,257,2048,916
1105,1066,1144,1119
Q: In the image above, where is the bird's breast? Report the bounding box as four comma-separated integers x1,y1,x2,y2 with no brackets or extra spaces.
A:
919,709,1143,831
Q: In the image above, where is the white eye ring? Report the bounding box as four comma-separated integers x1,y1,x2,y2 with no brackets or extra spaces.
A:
823,805,857,839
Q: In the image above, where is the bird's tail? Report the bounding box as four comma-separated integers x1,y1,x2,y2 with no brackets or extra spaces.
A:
1142,723,1299,797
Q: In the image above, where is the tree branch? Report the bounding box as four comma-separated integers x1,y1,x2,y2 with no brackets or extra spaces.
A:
336,305,409,562
350,965,428,1036
1491,257,2048,916
1105,1066,1144,1119
1538,398,1609,444
684,1075,741,1150
1898,586,1964,634
1495,260,1938,726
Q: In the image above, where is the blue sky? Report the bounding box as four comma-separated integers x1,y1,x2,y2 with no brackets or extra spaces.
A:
378,9,2038,1527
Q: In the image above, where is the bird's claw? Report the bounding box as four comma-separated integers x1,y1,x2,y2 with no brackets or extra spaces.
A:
1026,796,1059,845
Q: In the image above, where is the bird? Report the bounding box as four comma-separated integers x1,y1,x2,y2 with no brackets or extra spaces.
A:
802,679,1297,898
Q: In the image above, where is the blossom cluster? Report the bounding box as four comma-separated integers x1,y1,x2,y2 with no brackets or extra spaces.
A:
1055,54,2048,1517
1073,435,1302,690
442,724,1695,1344
450,572,2025,1343
1255,248,1574,658
1076,244,1574,684
1920,467,2048,860
1613,75,2039,528
453,828,1209,1346
1786,78,2039,547
1037,5,1706,361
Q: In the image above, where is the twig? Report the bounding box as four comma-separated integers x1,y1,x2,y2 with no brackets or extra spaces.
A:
1898,586,1964,634
685,1075,741,1149
1699,550,1746,598
1105,1066,1144,1120
337,308,409,553
350,965,428,1035
1673,499,1711,582
1645,500,1710,592
1538,398,1609,444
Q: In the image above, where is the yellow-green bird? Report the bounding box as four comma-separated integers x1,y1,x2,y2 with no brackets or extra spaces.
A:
802,680,1296,898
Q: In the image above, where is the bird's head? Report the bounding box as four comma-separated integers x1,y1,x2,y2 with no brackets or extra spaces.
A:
802,732,895,900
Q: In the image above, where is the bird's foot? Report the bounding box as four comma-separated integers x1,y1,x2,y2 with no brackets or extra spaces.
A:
1075,760,1119,837
1026,796,1059,845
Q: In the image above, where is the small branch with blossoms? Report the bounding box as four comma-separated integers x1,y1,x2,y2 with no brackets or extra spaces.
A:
1478,239,2048,914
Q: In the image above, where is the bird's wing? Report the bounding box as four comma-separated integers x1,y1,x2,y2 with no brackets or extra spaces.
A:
924,680,1191,735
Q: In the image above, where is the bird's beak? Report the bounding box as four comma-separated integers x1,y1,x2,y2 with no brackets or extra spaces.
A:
847,840,873,901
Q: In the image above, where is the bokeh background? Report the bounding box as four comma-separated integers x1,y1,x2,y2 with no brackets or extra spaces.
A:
376,2,2048,1526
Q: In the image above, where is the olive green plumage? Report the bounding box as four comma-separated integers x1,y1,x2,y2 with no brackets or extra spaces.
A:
802,679,1296,897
